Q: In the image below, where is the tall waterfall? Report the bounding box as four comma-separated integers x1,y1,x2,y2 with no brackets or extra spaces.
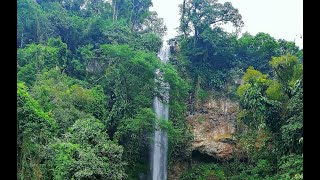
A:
150,40,170,180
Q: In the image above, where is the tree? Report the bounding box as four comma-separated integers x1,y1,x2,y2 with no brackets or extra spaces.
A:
280,86,303,154
179,0,243,38
18,0,49,47
84,0,111,16
177,0,243,96
17,82,56,179
17,44,57,86
269,53,302,98
237,66,271,128
47,37,69,73
113,0,153,30
277,39,303,61
100,44,160,137
138,11,167,37
30,69,108,134
236,32,279,74
17,0,192,179
113,108,155,177
17,38,70,86
52,115,126,179
236,33,303,75
128,0,153,31
18,0,304,178
235,53,303,179
60,0,86,12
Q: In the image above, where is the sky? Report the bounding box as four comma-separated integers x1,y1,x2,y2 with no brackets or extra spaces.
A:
150,0,303,49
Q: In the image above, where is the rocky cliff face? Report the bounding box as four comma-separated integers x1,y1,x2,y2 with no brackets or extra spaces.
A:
187,98,238,161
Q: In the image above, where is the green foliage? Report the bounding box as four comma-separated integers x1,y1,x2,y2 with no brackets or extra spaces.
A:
196,69,229,91
278,154,303,180
41,2,72,41
180,0,243,37
162,64,192,162
138,32,162,53
52,142,79,179
266,81,287,101
17,43,58,73
237,33,279,74
113,0,153,30
17,82,56,180
114,108,155,173
270,54,302,98
17,82,56,135
82,0,112,18
140,11,167,37
69,84,107,119
178,0,244,96
30,69,107,135
47,37,69,69
228,159,276,180
270,54,298,83
17,0,175,179
277,39,303,62
69,115,109,145
101,44,160,136
236,33,302,75
17,0,303,179
197,88,209,102
234,53,303,179
51,116,126,179
17,64,37,87
178,28,239,92
115,108,155,140
241,66,269,85
280,87,303,154
17,37,70,86
180,163,226,180
18,0,49,47
237,67,271,128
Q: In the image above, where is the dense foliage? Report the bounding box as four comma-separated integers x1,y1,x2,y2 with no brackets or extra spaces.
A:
17,0,189,179
18,0,302,179
175,0,303,179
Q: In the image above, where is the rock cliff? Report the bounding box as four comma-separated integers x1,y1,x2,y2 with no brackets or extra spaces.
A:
187,98,238,161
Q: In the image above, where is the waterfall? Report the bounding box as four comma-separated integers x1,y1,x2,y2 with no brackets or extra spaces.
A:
150,40,170,180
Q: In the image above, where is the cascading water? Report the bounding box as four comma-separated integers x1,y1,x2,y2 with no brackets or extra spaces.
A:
150,40,170,180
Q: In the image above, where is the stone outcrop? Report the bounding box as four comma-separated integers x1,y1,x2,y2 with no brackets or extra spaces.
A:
168,160,189,180
187,98,238,161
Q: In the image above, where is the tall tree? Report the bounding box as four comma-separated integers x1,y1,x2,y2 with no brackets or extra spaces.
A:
179,0,243,38
112,0,153,31
18,0,49,47
138,11,167,37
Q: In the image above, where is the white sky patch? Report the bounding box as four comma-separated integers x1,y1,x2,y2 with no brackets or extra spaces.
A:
150,0,303,49
150,0,181,39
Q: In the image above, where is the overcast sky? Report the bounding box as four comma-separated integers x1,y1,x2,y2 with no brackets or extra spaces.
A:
150,0,303,49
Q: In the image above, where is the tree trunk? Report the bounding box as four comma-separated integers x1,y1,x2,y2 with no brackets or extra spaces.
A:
113,0,117,22
36,15,40,43
182,0,187,38
193,1,199,39
20,31,24,48
194,74,201,110
129,1,134,26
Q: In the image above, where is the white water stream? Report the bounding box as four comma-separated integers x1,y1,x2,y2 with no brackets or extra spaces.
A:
150,41,170,180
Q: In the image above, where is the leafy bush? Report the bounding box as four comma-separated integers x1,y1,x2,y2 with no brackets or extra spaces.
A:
180,163,226,180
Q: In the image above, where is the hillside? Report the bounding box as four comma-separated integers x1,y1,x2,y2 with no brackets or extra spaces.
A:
17,0,303,179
